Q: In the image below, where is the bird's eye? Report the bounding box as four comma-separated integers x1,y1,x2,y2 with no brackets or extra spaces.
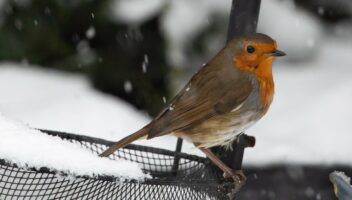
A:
246,45,255,53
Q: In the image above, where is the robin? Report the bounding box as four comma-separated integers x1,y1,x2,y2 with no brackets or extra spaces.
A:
100,33,285,190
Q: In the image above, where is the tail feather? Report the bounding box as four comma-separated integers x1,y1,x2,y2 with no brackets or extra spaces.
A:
100,127,149,157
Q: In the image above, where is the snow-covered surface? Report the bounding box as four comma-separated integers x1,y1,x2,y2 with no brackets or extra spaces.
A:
0,113,146,180
0,64,196,153
0,65,149,137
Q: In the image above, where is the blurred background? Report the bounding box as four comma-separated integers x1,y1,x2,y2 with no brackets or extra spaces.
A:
0,0,351,199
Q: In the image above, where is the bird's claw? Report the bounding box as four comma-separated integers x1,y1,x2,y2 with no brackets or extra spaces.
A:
223,170,247,193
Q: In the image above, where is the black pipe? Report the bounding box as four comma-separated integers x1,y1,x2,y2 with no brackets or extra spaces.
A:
223,0,261,168
227,0,261,42
172,0,261,195
212,0,261,198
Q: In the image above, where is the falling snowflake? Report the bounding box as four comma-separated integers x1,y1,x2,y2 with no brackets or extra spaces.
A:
86,26,96,39
124,80,133,93
142,54,149,73
317,7,325,16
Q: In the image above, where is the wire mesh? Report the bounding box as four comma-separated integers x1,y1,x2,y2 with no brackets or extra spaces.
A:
0,130,233,199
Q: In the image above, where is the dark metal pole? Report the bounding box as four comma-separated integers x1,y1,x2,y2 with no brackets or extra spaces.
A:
212,0,261,198
227,0,261,42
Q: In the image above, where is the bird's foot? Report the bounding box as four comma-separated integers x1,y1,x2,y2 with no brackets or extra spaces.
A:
223,169,247,192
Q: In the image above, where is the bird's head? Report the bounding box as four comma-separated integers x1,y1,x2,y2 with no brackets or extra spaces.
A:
230,33,285,76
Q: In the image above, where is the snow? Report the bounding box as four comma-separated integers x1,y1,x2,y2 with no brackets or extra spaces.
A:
85,26,96,39
161,0,231,67
0,64,149,138
0,63,193,153
124,80,133,93
109,0,165,25
142,54,148,73
0,113,146,180
258,0,323,62
76,40,95,66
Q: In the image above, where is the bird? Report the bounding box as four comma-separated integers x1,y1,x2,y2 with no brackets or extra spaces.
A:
100,33,285,190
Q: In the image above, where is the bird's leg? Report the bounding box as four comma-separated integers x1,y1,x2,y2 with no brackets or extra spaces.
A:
197,146,246,191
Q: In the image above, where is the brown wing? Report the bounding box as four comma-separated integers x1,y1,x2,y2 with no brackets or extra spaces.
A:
147,50,253,139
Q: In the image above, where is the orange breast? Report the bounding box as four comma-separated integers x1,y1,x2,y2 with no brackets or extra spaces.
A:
256,57,275,114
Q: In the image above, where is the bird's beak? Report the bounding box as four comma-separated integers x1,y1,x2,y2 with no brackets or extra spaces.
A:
268,49,286,57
